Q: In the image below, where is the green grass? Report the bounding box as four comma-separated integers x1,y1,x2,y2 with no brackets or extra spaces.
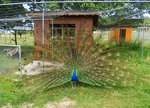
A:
0,53,19,73
0,33,34,45
0,76,31,107
0,77,150,108
0,35,150,107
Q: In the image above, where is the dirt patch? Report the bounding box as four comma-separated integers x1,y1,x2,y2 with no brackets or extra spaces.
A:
2,98,76,108
15,60,65,75
45,98,76,108
1,103,12,108
1,103,34,108
19,103,34,108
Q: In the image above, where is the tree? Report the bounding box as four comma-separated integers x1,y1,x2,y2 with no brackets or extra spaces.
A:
46,1,150,27
12,30,18,45
0,0,26,18
0,0,150,28
0,0,28,45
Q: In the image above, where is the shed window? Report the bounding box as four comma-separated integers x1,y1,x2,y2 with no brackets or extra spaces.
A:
50,24,75,38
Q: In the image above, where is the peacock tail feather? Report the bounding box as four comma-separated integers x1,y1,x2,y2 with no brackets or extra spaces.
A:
25,35,137,91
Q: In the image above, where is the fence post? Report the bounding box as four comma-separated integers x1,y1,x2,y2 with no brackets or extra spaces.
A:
141,23,145,61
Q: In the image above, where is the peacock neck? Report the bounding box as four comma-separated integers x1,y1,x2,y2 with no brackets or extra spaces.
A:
71,66,78,81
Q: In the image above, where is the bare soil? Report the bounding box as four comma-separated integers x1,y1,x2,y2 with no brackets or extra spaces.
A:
1,98,76,108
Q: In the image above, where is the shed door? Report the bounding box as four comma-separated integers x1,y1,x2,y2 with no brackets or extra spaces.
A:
120,29,126,42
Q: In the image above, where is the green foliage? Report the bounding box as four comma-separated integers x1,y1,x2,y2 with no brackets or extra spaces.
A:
1,0,10,3
0,5,26,18
119,40,142,50
47,3,59,9
144,19,150,24
0,0,27,32
46,1,148,26
0,0,149,27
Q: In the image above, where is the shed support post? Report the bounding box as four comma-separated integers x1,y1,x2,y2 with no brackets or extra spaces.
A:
42,0,45,72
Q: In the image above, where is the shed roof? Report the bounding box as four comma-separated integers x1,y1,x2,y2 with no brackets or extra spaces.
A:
27,11,99,17
27,11,99,27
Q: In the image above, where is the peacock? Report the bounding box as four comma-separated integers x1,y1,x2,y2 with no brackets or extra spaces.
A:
25,35,137,91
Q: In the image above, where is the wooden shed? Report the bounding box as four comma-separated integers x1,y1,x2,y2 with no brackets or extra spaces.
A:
27,11,99,59
110,27,132,43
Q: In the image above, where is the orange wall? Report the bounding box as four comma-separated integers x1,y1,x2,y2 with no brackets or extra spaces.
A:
125,28,132,42
110,27,132,43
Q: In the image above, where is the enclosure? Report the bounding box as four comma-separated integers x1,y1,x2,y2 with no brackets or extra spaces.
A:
0,0,150,108
110,26,132,43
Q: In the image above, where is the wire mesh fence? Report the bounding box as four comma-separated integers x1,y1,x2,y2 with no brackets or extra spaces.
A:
0,44,21,74
0,1,149,90
1,1,150,108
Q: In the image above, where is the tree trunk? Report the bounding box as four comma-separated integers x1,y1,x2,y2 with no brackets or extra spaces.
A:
19,34,22,38
14,30,17,45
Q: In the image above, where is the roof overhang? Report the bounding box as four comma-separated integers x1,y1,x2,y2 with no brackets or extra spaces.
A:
27,11,99,17
27,11,99,27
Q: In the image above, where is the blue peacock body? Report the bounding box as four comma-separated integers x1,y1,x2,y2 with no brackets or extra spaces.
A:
71,66,78,81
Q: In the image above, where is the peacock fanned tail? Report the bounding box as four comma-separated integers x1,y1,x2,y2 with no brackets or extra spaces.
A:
25,35,136,91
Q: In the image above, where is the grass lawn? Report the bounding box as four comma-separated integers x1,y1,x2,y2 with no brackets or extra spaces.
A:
0,34,150,108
